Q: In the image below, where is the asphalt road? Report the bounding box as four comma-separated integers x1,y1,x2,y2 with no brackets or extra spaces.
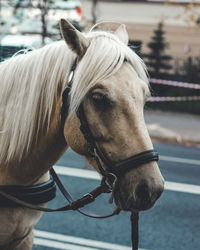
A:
33,143,200,250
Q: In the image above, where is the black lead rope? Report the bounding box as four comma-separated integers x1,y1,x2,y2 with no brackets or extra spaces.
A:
131,212,139,250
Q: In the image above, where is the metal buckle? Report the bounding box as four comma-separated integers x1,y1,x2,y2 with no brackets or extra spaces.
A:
83,193,95,202
88,147,97,159
104,173,118,204
102,172,118,192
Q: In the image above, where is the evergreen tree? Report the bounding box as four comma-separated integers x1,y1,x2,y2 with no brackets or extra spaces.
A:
180,57,200,83
144,22,172,74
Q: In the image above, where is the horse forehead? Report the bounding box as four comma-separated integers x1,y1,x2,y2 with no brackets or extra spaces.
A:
102,63,141,93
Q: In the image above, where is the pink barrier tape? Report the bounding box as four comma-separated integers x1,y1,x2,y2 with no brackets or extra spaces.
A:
150,78,200,90
147,96,200,102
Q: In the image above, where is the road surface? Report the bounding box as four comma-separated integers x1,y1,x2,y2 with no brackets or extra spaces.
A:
33,142,200,250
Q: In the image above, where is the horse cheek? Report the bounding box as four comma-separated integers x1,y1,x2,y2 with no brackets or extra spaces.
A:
63,116,88,155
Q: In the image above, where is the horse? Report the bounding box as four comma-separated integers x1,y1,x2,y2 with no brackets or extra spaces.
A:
0,19,164,250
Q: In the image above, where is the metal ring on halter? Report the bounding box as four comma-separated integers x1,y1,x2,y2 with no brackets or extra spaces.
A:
102,172,118,192
91,147,98,159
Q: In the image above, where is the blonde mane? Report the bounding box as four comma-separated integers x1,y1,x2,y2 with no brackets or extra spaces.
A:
0,41,74,163
0,29,148,164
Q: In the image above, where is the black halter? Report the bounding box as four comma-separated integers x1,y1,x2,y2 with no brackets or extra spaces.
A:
76,103,159,180
61,59,159,182
62,58,159,250
0,178,56,207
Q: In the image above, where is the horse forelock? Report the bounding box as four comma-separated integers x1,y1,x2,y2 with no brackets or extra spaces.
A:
68,30,149,115
0,41,74,164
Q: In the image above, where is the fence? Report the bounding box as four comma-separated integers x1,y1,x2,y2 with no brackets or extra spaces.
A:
148,78,200,103
0,46,199,109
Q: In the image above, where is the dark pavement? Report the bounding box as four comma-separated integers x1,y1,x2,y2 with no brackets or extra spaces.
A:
33,143,200,250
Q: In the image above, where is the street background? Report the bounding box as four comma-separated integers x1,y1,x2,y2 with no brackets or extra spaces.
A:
82,0,200,61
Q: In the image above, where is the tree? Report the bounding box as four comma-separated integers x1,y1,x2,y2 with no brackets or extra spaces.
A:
38,0,48,46
180,56,200,83
144,22,172,74
91,0,99,25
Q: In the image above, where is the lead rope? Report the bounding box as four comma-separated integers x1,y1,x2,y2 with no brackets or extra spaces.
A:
131,212,139,250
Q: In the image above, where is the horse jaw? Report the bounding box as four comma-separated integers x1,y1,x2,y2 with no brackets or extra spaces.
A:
64,115,88,156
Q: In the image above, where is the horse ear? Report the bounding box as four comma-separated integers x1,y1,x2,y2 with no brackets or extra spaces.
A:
60,19,90,58
114,24,129,45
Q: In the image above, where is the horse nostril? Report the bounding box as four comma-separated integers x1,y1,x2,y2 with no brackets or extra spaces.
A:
153,187,164,201
136,183,150,201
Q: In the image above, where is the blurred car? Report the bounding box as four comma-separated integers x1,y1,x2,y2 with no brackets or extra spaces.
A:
0,34,53,61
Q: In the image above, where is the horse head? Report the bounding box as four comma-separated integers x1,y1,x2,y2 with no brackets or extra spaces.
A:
60,19,164,212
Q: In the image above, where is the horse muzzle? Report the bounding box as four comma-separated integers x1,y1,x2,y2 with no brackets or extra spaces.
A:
113,172,164,212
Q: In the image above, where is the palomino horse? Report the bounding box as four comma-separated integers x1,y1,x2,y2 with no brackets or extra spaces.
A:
0,19,164,249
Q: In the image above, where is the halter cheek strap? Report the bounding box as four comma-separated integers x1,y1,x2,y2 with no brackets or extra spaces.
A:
76,103,159,179
60,59,77,131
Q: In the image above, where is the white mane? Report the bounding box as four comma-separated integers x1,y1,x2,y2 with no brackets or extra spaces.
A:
0,41,74,163
0,29,148,164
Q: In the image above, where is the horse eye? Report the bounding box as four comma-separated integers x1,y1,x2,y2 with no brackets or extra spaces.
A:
91,93,109,106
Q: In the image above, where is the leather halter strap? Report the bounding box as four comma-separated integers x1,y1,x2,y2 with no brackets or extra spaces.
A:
0,169,120,217
0,178,56,207
108,150,159,176
61,58,159,180
60,59,77,130
76,103,159,179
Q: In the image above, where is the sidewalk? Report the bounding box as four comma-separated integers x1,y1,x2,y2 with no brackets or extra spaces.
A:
144,110,200,147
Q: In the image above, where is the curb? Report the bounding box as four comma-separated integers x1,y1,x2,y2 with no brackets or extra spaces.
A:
150,134,200,148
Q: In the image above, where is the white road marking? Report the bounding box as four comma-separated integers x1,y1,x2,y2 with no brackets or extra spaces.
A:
55,165,100,180
159,155,200,166
164,182,200,195
34,237,99,250
34,230,145,250
54,165,200,195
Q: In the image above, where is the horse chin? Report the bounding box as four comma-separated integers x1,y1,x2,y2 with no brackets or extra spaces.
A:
113,181,162,212
114,193,157,212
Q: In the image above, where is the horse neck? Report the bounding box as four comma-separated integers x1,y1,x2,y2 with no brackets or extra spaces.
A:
0,94,68,186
